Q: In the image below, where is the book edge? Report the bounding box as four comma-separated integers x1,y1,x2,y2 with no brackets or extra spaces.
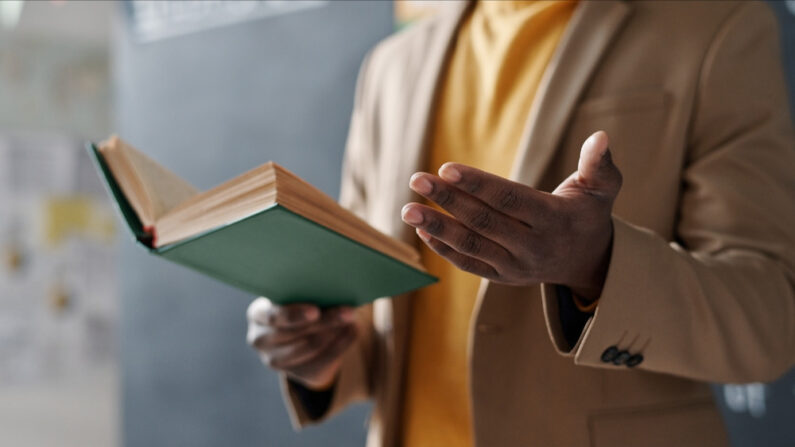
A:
86,142,156,250
154,204,438,283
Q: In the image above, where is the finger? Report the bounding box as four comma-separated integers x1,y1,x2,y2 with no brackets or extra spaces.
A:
576,131,622,199
247,298,320,329
436,162,555,224
417,229,499,279
408,172,530,246
286,324,358,378
248,307,355,348
402,203,512,266
264,324,354,370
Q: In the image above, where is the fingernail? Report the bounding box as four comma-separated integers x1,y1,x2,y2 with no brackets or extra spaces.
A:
409,173,433,195
439,163,461,182
338,308,355,322
305,307,320,321
401,205,423,225
416,228,431,242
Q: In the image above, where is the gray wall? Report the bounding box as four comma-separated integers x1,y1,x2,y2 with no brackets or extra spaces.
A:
114,2,392,446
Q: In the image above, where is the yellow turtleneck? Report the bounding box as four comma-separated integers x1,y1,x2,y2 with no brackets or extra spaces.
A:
401,2,579,446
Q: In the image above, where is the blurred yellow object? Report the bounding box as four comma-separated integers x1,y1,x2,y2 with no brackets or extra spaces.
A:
3,245,23,272
42,196,115,247
49,282,71,314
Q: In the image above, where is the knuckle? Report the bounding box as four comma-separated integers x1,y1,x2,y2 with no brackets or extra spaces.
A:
458,257,478,274
459,232,482,255
286,306,304,323
306,335,325,352
464,177,482,194
255,332,279,348
284,304,304,321
283,305,313,325
429,238,451,255
469,210,493,232
434,188,454,207
425,217,444,236
497,188,520,211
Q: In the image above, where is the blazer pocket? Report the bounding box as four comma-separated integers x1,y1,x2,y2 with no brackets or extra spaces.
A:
555,90,677,233
588,399,730,447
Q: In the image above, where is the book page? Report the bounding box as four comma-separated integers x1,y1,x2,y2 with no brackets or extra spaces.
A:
113,138,199,221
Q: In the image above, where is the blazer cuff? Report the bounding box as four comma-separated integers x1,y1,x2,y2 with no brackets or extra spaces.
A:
542,216,653,369
280,338,371,429
544,285,594,352
285,379,335,421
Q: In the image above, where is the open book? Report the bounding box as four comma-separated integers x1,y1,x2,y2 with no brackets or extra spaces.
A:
90,136,436,306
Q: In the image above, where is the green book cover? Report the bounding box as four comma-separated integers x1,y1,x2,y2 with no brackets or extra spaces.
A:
87,143,437,306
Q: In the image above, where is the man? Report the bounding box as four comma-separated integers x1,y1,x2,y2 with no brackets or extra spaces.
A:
247,1,795,446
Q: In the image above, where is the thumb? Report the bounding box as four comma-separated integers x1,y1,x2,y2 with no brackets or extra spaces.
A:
577,130,622,198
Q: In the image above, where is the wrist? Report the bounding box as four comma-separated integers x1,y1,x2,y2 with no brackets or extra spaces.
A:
569,286,602,304
569,289,599,312
566,220,614,301
294,370,338,392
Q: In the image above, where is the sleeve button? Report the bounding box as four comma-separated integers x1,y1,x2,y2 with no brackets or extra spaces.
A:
626,354,644,368
600,346,620,363
612,350,631,366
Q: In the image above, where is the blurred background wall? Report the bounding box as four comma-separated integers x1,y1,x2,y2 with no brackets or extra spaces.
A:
0,1,793,447
114,1,391,446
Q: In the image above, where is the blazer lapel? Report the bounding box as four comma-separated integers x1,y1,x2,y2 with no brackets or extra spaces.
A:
473,0,633,342
509,0,633,186
378,6,473,444
390,1,473,243
391,1,635,229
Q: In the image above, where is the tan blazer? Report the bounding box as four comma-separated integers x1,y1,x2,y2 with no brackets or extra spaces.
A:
281,1,795,446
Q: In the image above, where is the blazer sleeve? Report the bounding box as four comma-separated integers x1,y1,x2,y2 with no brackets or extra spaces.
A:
279,51,378,428
543,2,795,383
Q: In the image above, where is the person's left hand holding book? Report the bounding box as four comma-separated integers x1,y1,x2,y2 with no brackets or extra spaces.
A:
246,297,359,391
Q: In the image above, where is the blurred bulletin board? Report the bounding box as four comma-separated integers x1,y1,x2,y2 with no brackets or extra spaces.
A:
0,21,117,445
0,133,117,385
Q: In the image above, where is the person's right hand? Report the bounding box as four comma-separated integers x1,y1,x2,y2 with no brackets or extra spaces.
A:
246,297,358,391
